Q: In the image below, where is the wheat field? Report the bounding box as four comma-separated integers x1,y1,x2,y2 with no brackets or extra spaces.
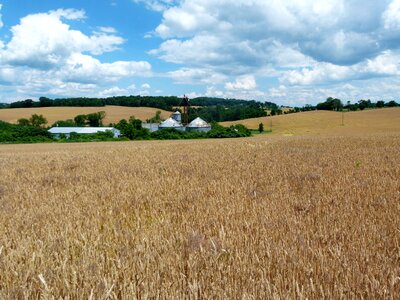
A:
0,106,171,125
1,121,400,298
222,107,400,136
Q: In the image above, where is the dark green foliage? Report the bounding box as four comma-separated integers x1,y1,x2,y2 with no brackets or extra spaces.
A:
115,117,150,140
386,100,398,107
146,110,162,123
52,119,76,127
29,114,48,127
188,104,267,122
207,123,251,138
86,111,105,127
316,97,343,111
17,118,31,126
150,128,188,140
258,123,264,133
74,114,87,126
0,121,53,143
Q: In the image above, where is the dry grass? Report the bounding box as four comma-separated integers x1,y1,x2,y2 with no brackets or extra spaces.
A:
1,127,400,298
0,106,171,125
222,107,400,136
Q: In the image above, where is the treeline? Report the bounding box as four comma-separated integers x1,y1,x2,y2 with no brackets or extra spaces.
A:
188,104,267,122
6,96,277,111
315,97,399,111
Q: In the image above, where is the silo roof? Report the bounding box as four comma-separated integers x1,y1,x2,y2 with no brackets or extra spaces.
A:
172,111,181,115
159,117,182,128
187,117,211,128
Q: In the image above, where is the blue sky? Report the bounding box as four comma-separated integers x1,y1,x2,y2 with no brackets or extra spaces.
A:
1,0,400,106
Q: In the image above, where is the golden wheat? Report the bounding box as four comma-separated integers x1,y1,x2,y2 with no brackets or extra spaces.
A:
0,129,399,298
0,106,171,125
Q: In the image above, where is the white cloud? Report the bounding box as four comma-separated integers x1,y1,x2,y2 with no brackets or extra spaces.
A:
383,0,400,29
168,67,227,84
133,0,179,12
0,8,152,101
0,9,125,69
98,26,117,34
225,75,257,91
141,83,151,89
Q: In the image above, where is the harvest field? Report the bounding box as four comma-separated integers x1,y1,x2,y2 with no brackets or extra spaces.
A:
0,106,171,125
222,107,400,135
1,116,400,298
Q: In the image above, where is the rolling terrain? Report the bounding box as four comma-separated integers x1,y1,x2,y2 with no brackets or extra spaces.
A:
222,107,400,135
0,106,171,125
0,108,399,298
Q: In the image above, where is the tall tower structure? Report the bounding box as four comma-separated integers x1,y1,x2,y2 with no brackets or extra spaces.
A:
181,94,190,125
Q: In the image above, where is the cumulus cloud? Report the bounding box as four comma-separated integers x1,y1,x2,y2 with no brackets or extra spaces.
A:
0,8,152,100
225,75,257,91
152,0,395,68
0,9,125,69
140,0,400,103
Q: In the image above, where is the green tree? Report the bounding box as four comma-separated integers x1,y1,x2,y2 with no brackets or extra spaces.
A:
74,114,87,126
147,110,162,123
87,111,106,127
52,119,76,127
17,118,31,126
376,101,385,108
258,123,264,133
29,114,47,127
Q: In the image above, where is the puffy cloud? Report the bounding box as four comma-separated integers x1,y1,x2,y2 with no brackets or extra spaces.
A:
151,0,395,68
225,75,257,91
0,8,152,100
168,67,227,84
0,9,125,69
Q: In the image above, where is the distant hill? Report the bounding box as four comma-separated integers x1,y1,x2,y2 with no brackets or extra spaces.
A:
221,107,400,135
0,106,171,125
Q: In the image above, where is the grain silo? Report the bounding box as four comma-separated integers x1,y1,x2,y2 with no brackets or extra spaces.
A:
159,117,185,131
186,117,212,132
171,111,182,123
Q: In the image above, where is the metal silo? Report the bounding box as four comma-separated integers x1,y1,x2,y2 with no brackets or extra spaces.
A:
186,117,212,132
171,111,182,123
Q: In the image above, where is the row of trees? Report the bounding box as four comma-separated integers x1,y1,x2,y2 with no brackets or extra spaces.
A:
52,111,106,127
315,97,399,111
6,96,277,111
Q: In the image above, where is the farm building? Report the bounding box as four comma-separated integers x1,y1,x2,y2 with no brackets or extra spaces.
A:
142,111,211,133
159,117,185,131
186,117,212,132
48,127,121,138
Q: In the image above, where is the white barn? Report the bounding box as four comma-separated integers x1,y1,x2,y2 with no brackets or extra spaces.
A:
48,127,121,138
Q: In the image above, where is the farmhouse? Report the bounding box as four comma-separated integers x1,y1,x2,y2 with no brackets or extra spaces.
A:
48,127,121,138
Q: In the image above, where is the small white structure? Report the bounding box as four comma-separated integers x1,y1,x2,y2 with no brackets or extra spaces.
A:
159,118,185,131
142,123,160,133
171,111,182,123
187,117,212,132
48,127,121,138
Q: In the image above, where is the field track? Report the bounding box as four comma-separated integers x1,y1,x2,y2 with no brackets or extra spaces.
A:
0,108,399,298
0,106,171,125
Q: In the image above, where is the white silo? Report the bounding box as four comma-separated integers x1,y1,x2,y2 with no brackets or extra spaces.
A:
186,117,212,132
